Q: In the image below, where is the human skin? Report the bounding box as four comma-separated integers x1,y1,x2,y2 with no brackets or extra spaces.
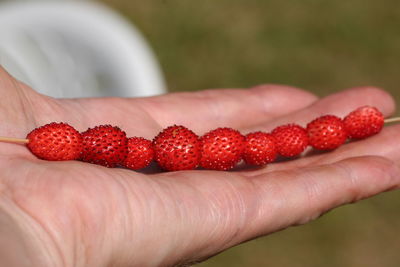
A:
0,66,399,267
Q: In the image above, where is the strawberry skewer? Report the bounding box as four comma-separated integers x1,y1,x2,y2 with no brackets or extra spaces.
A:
0,105,398,171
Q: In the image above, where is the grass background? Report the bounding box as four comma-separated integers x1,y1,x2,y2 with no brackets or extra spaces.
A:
100,0,400,266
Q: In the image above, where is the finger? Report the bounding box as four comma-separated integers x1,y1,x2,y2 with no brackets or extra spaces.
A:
237,156,400,245
243,86,396,133
138,84,317,133
147,155,400,264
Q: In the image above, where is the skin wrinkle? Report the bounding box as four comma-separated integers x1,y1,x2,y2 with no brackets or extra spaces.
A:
243,175,296,238
335,157,400,199
295,158,400,226
70,173,108,267
209,174,272,245
171,181,208,263
251,165,349,231
0,71,24,117
101,174,138,267
134,178,179,267
7,82,33,132
150,174,209,264
66,97,161,137
290,165,343,226
112,97,163,135
32,171,81,267
71,188,100,267
66,169,115,266
197,88,260,130
114,172,212,266
10,79,69,135
56,99,94,132
190,182,246,262
17,163,120,267
110,174,137,240
191,89,234,127
251,85,317,120
0,197,62,267
301,163,360,220
203,195,224,242
32,96,65,126
144,181,178,265
332,161,363,204
298,168,326,205
219,175,253,243
239,88,284,133
61,167,150,267
108,173,161,267
305,163,358,205
0,177,6,198
250,87,281,120
105,178,132,266
190,181,241,253
350,87,396,116
152,172,255,265
5,182,67,267
130,98,165,129
134,92,198,129
214,175,251,246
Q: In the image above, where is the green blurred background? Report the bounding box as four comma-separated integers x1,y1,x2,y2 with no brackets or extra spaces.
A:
101,0,400,266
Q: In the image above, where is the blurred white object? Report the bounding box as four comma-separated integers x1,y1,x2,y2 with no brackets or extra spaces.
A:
0,0,166,98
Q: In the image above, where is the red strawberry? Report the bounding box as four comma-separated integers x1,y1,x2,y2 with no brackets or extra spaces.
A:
200,127,245,170
153,125,200,171
26,122,82,161
81,125,128,168
271,124,308,157
307,115,348,150
343,106,384,139
123,137,154,170
243,132,277,166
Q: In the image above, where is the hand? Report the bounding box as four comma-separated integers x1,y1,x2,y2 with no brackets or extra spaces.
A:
0,66,399,267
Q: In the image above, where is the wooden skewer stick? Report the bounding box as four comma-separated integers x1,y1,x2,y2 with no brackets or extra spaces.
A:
0,137,29,144
384,117,400,124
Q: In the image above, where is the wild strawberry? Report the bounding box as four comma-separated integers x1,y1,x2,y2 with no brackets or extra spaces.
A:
200,127,245,170
343,106,384,139
123,137,154,170
26,122,82,161
243,132,277,166
307,115,348,150
153,125,200,171
271,124,308,157
81,125,128,168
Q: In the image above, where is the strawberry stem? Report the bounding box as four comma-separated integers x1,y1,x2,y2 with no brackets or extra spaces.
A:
0,137,29,144
384,117,400,124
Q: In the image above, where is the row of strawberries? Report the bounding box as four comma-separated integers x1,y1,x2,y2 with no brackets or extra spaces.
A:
24,106,384,171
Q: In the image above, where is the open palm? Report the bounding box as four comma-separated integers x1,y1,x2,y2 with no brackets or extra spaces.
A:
0,67,399,267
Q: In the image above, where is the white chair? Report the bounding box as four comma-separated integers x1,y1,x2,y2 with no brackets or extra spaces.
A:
0,0,166,98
